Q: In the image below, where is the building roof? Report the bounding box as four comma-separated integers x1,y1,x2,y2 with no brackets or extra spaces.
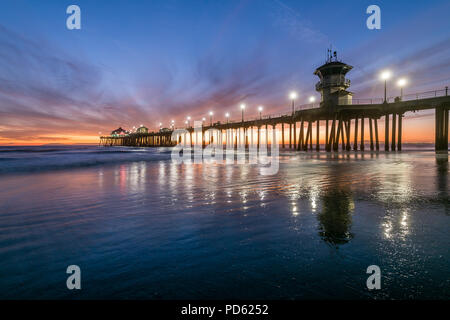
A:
314,61,353,76
111,127,129,134
338,89,354,96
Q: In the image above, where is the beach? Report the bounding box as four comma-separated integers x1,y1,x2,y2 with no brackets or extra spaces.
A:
0,145,448,299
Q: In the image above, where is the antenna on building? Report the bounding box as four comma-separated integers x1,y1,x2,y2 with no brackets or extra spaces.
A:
326,45,335,63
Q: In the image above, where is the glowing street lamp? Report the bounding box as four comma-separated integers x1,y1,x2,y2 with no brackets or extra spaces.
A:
187,116,191,127
171,119,175,129
289,91,298,114
225,112,230,124
380,70,392,102
309,96,316,103
240,104,246,122
209,111,213,126
397,78,407,98
258,105,263,120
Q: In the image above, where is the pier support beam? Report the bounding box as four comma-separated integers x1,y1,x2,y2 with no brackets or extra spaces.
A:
340,120,345,151
446,109,449,150
249,127,253,150
385,114,389,151
353,117,358,151
305,121,312,151
374,118,379,151
245,128,249,150
202,131,206,149
369,118,374,151
346,120,351,151
329,115,336,152
435,106,449,152
289,123,292,149
398,114,403,151
334,118,340,151
257,126,260,151
293,122,296,149
298,119,304,151
316,120,320,151
360,117,365,151
392,113,397,151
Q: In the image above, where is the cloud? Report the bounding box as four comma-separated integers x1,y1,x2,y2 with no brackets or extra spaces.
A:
0,24,288,142
337,36,450,102
0,25,154,140
269,0,328,44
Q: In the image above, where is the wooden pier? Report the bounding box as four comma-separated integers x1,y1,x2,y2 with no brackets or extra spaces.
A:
100,90,450,153
100,131,175,147
100,57,449,153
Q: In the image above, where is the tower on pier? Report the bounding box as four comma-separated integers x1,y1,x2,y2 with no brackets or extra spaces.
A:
314,50,353,107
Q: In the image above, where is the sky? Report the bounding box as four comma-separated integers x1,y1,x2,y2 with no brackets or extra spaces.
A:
0,0,449,145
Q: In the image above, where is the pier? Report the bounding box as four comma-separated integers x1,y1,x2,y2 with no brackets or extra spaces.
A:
100,56,450,153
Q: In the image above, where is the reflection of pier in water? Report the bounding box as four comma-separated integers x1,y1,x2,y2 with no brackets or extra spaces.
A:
101,55,450,153
101,151,449,248
317,188,354,246
436,155,449,214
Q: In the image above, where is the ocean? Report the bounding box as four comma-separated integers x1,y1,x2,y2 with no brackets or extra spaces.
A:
0,145,448,299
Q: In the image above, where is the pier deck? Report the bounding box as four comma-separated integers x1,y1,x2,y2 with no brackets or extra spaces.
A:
100,88,450,152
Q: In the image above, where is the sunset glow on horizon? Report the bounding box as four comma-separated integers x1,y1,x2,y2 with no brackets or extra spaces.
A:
0,116,439,146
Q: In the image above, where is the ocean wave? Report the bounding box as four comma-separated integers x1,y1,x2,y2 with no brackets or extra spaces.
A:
0,146,172,174
0,148,69,153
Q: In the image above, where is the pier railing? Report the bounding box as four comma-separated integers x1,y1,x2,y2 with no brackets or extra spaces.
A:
102,87,448,135
346,87,448,105
222,102,321,125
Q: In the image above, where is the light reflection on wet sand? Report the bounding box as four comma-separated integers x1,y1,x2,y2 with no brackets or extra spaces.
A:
0,151,448,299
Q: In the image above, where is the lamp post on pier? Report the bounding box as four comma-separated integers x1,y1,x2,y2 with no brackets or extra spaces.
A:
289,91,298,114
209,111,213,126
380,70,392,103
397,78,407,100
240,104,246,122
258,106,263,120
